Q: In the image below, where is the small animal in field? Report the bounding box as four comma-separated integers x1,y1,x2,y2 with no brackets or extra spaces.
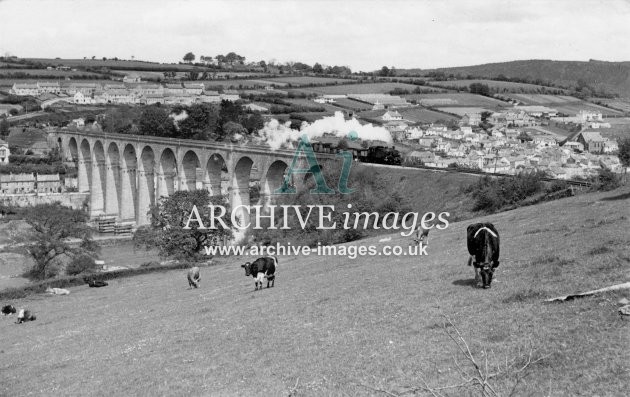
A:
2,305,17,315
187,267,200,288
84,277,108,288
46,287,70,295
241,256,277,291
16,309,36,324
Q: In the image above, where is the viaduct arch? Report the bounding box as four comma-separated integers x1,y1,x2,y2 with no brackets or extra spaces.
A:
53,131,327,228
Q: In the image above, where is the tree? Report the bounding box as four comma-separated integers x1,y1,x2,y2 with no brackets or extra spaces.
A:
312,63,324,74
222,121,247,141
469,82,491,96
139,105,176,137
134,190,232,260
617,137,630,183
183,52,195,63
177,103,219,140
241,113,264,134
379,66,390,77
22,204,98,279
0,118,9,136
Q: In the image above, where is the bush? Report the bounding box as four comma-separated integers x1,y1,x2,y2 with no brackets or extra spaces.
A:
591,168,621,192
66,254,99,275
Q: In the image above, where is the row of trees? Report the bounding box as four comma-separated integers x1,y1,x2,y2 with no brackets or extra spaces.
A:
137,101,264,141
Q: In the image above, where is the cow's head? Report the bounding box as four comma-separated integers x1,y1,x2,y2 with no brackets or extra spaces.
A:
479,263,494,289
241,262,252,276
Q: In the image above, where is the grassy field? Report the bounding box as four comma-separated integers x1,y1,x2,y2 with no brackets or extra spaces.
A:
0,69,105,78
404,93,509,109
258,76,355,86
428,79,567,93
436,107,491,117
1,185,628,395
505,94,581,105
25,58,205,71
396,107,460,123
332,97,373,111
553,102,623,116
291,82,421,95
591,98,630,113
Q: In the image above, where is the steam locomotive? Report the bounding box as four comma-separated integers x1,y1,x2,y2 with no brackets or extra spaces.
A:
360,145,402,165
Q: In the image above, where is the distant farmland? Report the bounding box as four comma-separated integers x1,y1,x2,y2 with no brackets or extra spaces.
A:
428,79,567,93
25,58,206,71
291,82,421,95
0,69,105,78
404,93,509,108
259,76,355,86
397,107,459,123
552,102,623,116
505,94,582,105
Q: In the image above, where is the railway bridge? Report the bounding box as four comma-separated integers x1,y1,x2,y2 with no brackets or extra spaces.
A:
50,130,318,227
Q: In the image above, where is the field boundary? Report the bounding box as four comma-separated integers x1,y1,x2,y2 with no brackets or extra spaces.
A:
0,261,206,300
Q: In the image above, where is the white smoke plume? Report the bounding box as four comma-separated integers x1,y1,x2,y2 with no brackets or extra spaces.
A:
255,111,392,150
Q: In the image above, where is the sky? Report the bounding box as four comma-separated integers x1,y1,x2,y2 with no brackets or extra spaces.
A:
1,0,630,72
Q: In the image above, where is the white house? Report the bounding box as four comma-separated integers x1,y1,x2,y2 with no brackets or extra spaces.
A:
382,110,403,121
10,83,39,96
0,140,10,164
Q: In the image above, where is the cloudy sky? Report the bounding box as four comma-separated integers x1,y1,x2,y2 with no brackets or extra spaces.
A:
1,0,629,71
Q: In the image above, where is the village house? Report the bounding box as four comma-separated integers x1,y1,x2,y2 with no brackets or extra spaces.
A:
0,173,36,194
123,74,142,83
314,97,335,104
578,110,603,123
460,112,481,126
67,83,100,96
382,110,403,121
37,81,61,94
200,91,221,103
603,140,619,153
164,83,184,95
405,127,424,140
183,83,205,95
0,140,10,164
10,83,39,96
220,90,240,102
35,174,63,193
73,92,95,104
575,131,605,153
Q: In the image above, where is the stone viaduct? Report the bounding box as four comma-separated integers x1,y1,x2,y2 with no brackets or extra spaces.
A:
51,130,325,228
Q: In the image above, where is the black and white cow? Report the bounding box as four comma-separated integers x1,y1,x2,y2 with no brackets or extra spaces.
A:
16,309,36,324
241,256,277,291
187,267,201,288
2,305,17,315
467,223,500,289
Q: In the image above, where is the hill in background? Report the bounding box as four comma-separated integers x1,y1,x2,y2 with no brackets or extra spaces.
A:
405,59,630,97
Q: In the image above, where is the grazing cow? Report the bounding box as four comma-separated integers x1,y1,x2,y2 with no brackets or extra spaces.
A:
466,223,500,289
241,256,277,291
16,309,36,324
415,225,431,247
187,267,200,288
46,287,70,295
84,277,108,288
2,305,17,315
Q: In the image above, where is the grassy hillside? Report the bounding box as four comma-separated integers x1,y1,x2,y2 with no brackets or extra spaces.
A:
417,59,630,97
1,184,628,395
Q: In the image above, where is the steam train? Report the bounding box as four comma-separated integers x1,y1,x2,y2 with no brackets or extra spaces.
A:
360,145,402,165
311,138,403,166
